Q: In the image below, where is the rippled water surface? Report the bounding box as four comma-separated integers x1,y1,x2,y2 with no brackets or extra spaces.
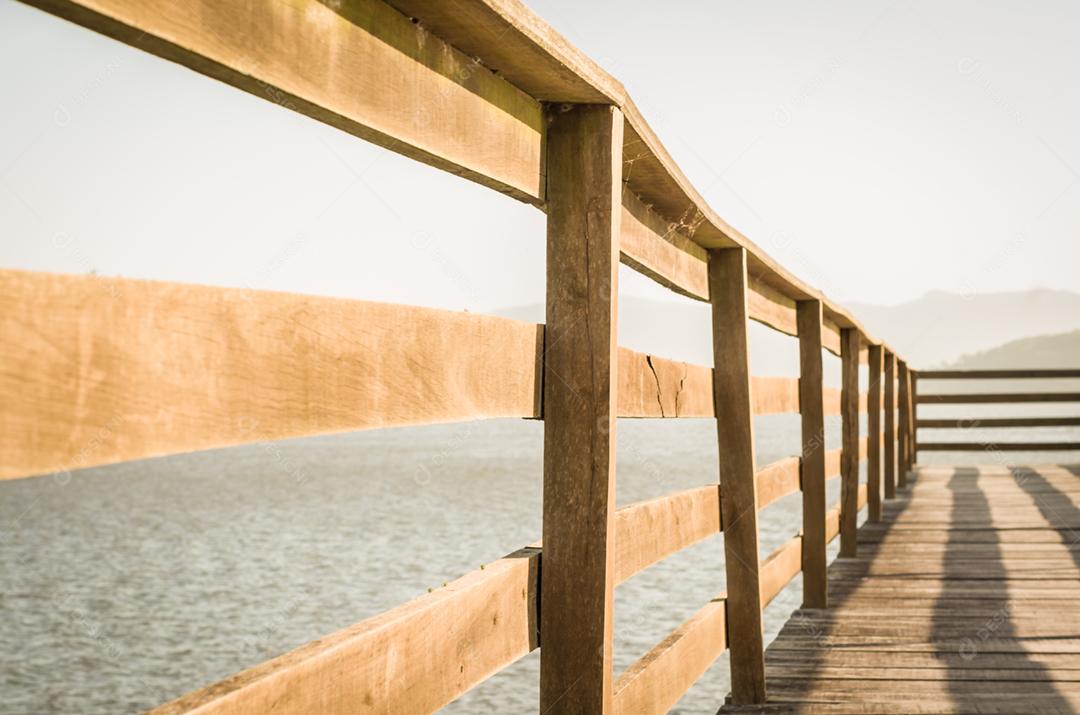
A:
9,416,1063,714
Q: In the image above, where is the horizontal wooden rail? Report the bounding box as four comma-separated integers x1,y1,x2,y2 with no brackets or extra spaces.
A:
918,369,1080,379
16,0,900,356
617,350,801,418
918,442,1080,452
613,594,727,714
917,417,1080,428
617,348,713,418
613,486,721,584
760,534,802,607
917,392,1080,404
153,547,540,714
824,388,842,416
826,447,842,478
0,270,544,481
756,457,802,510
752,376,801,415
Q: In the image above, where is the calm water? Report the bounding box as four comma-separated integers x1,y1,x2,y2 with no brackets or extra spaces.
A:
8,415,1073,714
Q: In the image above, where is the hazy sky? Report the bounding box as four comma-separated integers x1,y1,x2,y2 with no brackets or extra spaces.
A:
1,0,1078,314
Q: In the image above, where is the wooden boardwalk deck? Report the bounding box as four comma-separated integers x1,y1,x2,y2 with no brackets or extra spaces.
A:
724,463,1080,715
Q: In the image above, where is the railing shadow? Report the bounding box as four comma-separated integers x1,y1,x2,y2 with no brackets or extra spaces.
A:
937,465,1073,714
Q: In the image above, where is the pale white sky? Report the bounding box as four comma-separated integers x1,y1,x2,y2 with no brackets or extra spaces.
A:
1,0,1078,313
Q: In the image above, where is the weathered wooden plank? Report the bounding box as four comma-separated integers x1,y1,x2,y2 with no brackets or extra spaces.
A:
917,442,1080,451
616,348,712,418
760,534,803,607
709,247,766,704
612,485,721,584
917,417,1080,428
897,360,911,488
917,392,1080,403
613,595,727,715
757,457,802,511
23,0,545,202
823,388,842,416
867,345,883,523
883,351,896,500
919,369,1080,379
152,547,540,715
619,188,709,301
822,319,842,356
825,503,841,544
0,269,543,481
747,276,799,337
540,103,621,713
825,447,842,479
839,329,860,557
797,300,828,609
752,376,801,415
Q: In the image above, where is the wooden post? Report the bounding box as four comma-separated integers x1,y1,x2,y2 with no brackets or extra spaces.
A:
910,371,919,466
709,247,766,704
839,328,860,557
540,103,622,714
867,344,883,523
898,360,911,489
884,351,896,499
797,300,828,608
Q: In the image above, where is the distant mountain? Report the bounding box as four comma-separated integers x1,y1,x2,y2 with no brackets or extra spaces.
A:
945,329,1080,369
494,289,1080,377
845,289,1080,368
495,295,803,378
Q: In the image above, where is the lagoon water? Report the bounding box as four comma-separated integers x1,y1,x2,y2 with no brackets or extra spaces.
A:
3,416,1075,714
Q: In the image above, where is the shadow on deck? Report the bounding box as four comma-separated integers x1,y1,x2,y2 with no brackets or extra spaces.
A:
721,463,1080,715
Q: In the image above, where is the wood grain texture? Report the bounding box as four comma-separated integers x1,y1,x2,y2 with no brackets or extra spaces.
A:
752,376,801,415
825,447,842,479
540,103,621,714
709,247,766,704
0,269,543,481
619,188,709,301
613,486,721,584
839,328,860,557
898,360,911,488
760,534,803,608
823,388,842,417
614,594,727,715
616,348,712,418
867,345,883,523
24,0,545,202
884,351,897,500
757,457,802,511
797,300,828,609
152,547,540,715
747,275,799,337
721,464,1080,715
822,319,842,356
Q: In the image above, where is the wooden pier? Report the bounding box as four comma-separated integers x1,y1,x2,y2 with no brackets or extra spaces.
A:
5,0,1080,713
727,462,1080,715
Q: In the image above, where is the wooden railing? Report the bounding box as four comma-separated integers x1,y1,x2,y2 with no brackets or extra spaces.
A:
4,0,922,712
915,369,1080,455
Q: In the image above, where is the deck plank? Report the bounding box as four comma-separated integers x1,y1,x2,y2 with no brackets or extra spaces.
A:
721,463,1080,714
